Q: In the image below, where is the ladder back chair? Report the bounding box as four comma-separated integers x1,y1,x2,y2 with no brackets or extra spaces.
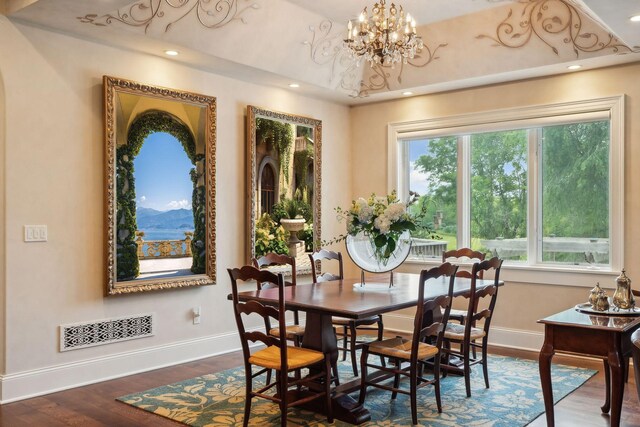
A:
253,253,305,346
442,248,486,325
441,257,503,397
358,263,458,424
309,249,385,377
228,266,333,427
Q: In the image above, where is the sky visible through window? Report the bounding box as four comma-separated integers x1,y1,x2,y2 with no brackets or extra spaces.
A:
409,138,432,196
134,132,193,212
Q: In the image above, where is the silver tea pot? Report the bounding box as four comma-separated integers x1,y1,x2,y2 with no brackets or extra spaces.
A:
612,269,635,310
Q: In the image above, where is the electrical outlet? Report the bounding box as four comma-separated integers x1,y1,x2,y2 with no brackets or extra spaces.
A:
193,306,201,325
24,225,47,242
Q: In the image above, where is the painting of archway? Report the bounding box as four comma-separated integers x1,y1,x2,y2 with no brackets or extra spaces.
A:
104,76,216,295
247,106,321,275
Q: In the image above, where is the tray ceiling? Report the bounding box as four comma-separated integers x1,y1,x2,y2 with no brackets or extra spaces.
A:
5,0,640,104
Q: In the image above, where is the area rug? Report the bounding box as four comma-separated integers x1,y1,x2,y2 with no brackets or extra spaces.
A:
117,354,595,426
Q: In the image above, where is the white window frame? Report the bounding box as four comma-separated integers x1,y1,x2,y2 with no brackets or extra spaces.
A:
388,96,625,287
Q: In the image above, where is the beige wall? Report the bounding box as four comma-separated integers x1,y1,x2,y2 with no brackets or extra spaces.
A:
0,16,350,397
350,63,640,333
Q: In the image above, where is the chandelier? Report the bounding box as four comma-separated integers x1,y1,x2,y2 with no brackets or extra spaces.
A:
344,0,424,66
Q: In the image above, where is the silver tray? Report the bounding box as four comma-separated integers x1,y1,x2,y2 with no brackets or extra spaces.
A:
575,302,640,316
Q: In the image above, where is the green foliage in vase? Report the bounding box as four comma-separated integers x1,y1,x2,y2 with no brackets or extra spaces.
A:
327,191,436,263
255,213,288,257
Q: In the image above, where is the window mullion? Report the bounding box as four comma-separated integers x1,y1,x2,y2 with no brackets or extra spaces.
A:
458,135,471,248
399,140,410,201
528,129,541,265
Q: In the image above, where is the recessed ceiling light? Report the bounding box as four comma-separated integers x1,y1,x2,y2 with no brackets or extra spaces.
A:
630,14,640,22
288,83,300,88
402,91,414,96
164,50,179,56
567,65,582,70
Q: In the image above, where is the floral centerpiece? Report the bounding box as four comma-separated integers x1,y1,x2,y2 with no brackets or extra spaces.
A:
328,190,434,270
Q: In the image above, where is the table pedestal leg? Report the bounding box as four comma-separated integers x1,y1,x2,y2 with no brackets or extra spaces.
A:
539,328,555,427
300,312,371,425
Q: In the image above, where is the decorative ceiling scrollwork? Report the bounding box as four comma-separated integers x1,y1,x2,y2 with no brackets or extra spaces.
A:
304,19,447,98
77,0,260,33
477,0,639,56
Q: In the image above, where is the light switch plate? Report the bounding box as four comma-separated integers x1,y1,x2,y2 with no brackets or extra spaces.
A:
24,225,47,242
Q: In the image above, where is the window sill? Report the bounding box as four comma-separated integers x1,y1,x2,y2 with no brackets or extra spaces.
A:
401,258,619,289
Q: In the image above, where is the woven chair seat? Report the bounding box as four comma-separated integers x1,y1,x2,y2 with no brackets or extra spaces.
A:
248,345,324,371
367,337,439,361
269,325,305,340
444,322,486,340
332,315,379,326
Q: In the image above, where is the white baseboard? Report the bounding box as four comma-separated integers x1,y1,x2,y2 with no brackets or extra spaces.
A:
382,313,544,352
0,330,245,404
0,317,569,404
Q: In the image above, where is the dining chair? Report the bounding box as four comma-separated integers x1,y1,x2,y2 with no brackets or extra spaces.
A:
228,266,333,427
442,248,486,325
253,252,305,347
632,328,640,401
441,257,503,397
358,263,458,425
309,249,385,377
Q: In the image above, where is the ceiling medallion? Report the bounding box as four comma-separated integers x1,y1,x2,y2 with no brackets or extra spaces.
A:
344,0,424,66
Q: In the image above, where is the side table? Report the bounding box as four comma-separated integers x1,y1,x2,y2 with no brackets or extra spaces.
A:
538,308,640,427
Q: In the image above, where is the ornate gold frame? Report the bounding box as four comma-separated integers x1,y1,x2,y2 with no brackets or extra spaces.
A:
104,76,217,295
246,106,322,273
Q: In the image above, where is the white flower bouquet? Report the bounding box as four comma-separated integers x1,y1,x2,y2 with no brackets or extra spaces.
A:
329,190,431,266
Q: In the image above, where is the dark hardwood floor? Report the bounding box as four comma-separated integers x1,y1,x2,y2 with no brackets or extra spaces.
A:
0,344,638,426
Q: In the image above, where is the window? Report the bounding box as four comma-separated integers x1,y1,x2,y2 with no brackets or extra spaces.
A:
390,97,623,275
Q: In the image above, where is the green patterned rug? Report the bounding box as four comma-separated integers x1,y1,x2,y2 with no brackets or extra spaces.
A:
117,354,595,426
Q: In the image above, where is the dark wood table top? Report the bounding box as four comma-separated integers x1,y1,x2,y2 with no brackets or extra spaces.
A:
538,308,640,332
232,272,503,319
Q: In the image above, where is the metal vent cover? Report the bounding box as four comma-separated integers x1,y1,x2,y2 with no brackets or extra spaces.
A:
60,314,154,351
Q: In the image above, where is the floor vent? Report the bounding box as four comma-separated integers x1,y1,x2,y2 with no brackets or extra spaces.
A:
60,314,154,351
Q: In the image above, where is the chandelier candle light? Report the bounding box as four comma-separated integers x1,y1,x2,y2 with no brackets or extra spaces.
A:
345,0,424,66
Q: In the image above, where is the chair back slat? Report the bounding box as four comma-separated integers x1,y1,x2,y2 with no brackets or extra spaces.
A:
253,253,297,288
443,247,486,279
412,263,458,359
309,250,344,283
228,266,287,366
420,321,445,342
236,300,281,321
244,330,280,347
471,308,492,323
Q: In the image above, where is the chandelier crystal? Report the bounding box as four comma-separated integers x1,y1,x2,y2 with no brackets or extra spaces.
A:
344,0,424,66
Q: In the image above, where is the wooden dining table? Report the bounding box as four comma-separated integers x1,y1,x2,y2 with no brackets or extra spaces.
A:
231,271,504,424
